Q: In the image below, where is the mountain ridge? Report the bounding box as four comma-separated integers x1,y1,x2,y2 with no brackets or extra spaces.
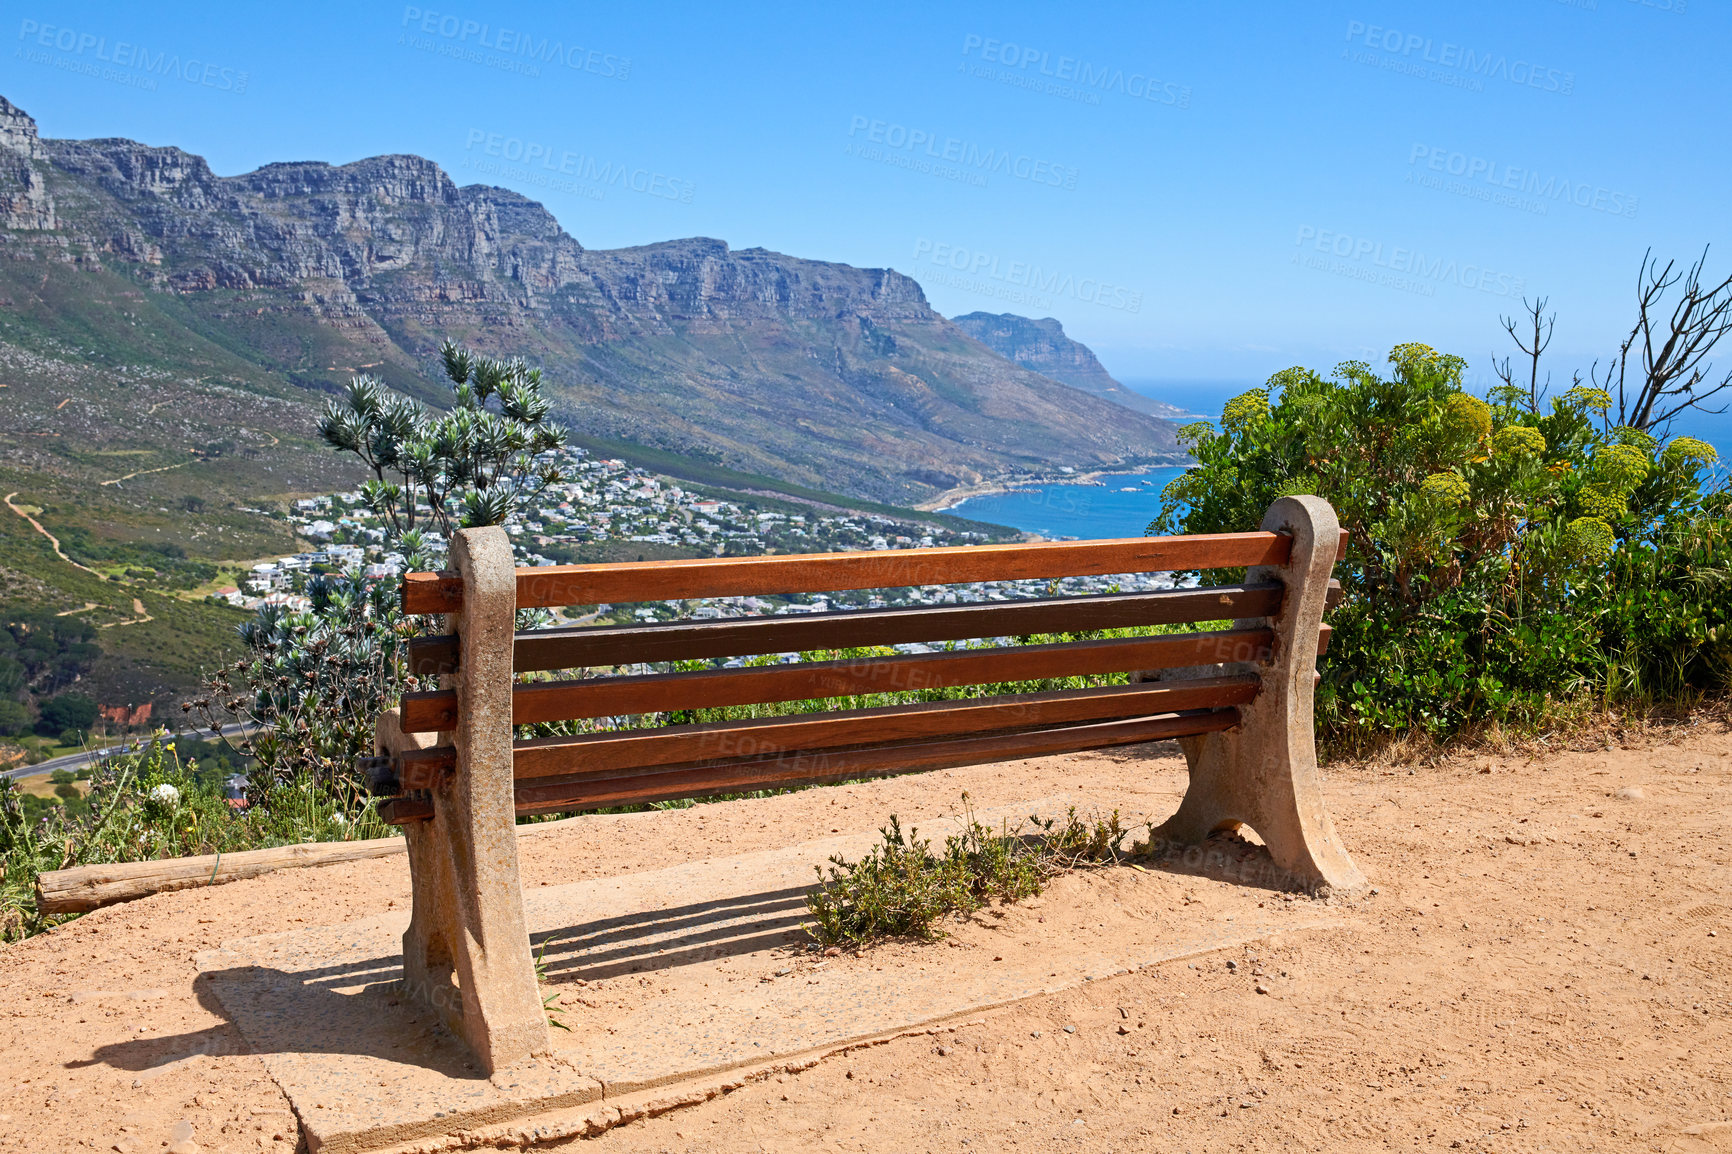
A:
0,95,1181,504
950,311,1187,420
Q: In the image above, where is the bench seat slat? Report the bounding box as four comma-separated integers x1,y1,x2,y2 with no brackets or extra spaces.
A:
403,531,1296,613
387,675,1263,788
407,581,1340,677
509,710,1240,816
398,626,1280,732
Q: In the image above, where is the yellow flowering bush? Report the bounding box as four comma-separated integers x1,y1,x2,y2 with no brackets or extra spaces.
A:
1155,340,1731,743
1493,425,1547,457
1420,471,1471,506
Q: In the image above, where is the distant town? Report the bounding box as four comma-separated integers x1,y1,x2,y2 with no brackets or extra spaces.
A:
214,447,1181,625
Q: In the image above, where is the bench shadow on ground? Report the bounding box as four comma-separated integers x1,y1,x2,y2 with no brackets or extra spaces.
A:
1140,828,1324,896
68,886,816,1077
69,823,1304,1078
531,884,812,985
68,962,492,1079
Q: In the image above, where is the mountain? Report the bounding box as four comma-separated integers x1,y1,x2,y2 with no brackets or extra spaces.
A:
950,312,1188,420
0,96,1182,506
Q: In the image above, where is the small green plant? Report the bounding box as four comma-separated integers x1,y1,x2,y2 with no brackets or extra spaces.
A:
803,796,1129,948
532,937,571,1031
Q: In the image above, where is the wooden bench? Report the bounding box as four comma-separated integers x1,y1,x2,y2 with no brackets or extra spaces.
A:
365,494,1364,1073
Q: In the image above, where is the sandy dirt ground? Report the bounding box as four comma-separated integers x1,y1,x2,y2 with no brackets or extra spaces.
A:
2,718,1729,1154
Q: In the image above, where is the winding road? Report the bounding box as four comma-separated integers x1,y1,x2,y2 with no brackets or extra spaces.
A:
1,722,254,783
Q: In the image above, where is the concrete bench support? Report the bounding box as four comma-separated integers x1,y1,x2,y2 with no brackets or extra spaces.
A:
1152,495,1366,891
388,526,549,1074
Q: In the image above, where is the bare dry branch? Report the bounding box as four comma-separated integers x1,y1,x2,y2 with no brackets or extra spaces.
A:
1596,247,1732,433
1494,297,1555,413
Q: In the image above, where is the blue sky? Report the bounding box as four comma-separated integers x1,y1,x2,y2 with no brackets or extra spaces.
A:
6,0,1728,445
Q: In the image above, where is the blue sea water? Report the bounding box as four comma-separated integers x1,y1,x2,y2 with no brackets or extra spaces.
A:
957,376,1730,540
950,469,1188,539
954,434,1728,540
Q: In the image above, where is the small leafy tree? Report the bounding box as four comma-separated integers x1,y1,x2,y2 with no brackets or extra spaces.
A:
196,341,568,789
1155,343,1728,744
317,342,566,537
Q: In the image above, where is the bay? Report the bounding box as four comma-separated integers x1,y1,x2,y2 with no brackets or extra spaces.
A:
948,468,1187,540
948,399,1728,541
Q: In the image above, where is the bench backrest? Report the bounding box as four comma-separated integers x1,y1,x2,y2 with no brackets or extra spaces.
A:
372,522,1343,822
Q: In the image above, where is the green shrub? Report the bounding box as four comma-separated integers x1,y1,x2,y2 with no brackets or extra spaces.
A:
37,692,96,736
0,733,391,941
199,340,569,793
1154,343,1730,745
804,798,1130,947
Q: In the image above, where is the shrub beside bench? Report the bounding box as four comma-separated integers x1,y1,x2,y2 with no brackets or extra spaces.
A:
365,494,1363,1073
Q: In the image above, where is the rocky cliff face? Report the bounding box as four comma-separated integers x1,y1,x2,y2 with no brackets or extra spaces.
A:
0,96,56,230
951,311,1185,419
0,97,1180,502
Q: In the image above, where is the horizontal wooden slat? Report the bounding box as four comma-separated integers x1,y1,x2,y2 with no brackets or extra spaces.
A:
387,676,1260,788
379,797,434,824
389,747,456,792
403,531,1294,613
513,675,1256,780
407,582,1315,677
510,711,1239,815
399,627,1275,733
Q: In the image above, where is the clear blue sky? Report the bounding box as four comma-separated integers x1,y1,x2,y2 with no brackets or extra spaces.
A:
6,0,1729,444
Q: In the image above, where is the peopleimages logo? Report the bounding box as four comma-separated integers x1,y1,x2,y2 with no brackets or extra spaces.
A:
958,34,1190,109
399,7,629,79
912,239,1142,313
1294,226,1526,299
1343,20,1574,96
463,130,694,203
15,19,249,94
1406,145,1638,219
845,116,1078,190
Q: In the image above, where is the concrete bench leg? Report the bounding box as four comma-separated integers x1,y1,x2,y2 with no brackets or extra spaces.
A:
1152,495,1367,893
388,525,549,1074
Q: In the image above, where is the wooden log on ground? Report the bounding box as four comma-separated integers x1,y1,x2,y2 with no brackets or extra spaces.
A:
32,816,594,914
34,839,411,915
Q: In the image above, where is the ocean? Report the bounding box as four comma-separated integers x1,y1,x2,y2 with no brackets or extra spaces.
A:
949,375,1729,540
949,469,1188,540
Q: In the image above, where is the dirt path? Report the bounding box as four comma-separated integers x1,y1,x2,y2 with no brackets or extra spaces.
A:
99,459,192,487
3,490,101,575
0,495,154,623
1,723,1728,1153
97,598,153,628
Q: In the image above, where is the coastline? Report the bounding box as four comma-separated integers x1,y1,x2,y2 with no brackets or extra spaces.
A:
917,464,1178,514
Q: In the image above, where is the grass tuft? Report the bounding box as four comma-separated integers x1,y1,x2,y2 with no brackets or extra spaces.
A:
803,794,1130,948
